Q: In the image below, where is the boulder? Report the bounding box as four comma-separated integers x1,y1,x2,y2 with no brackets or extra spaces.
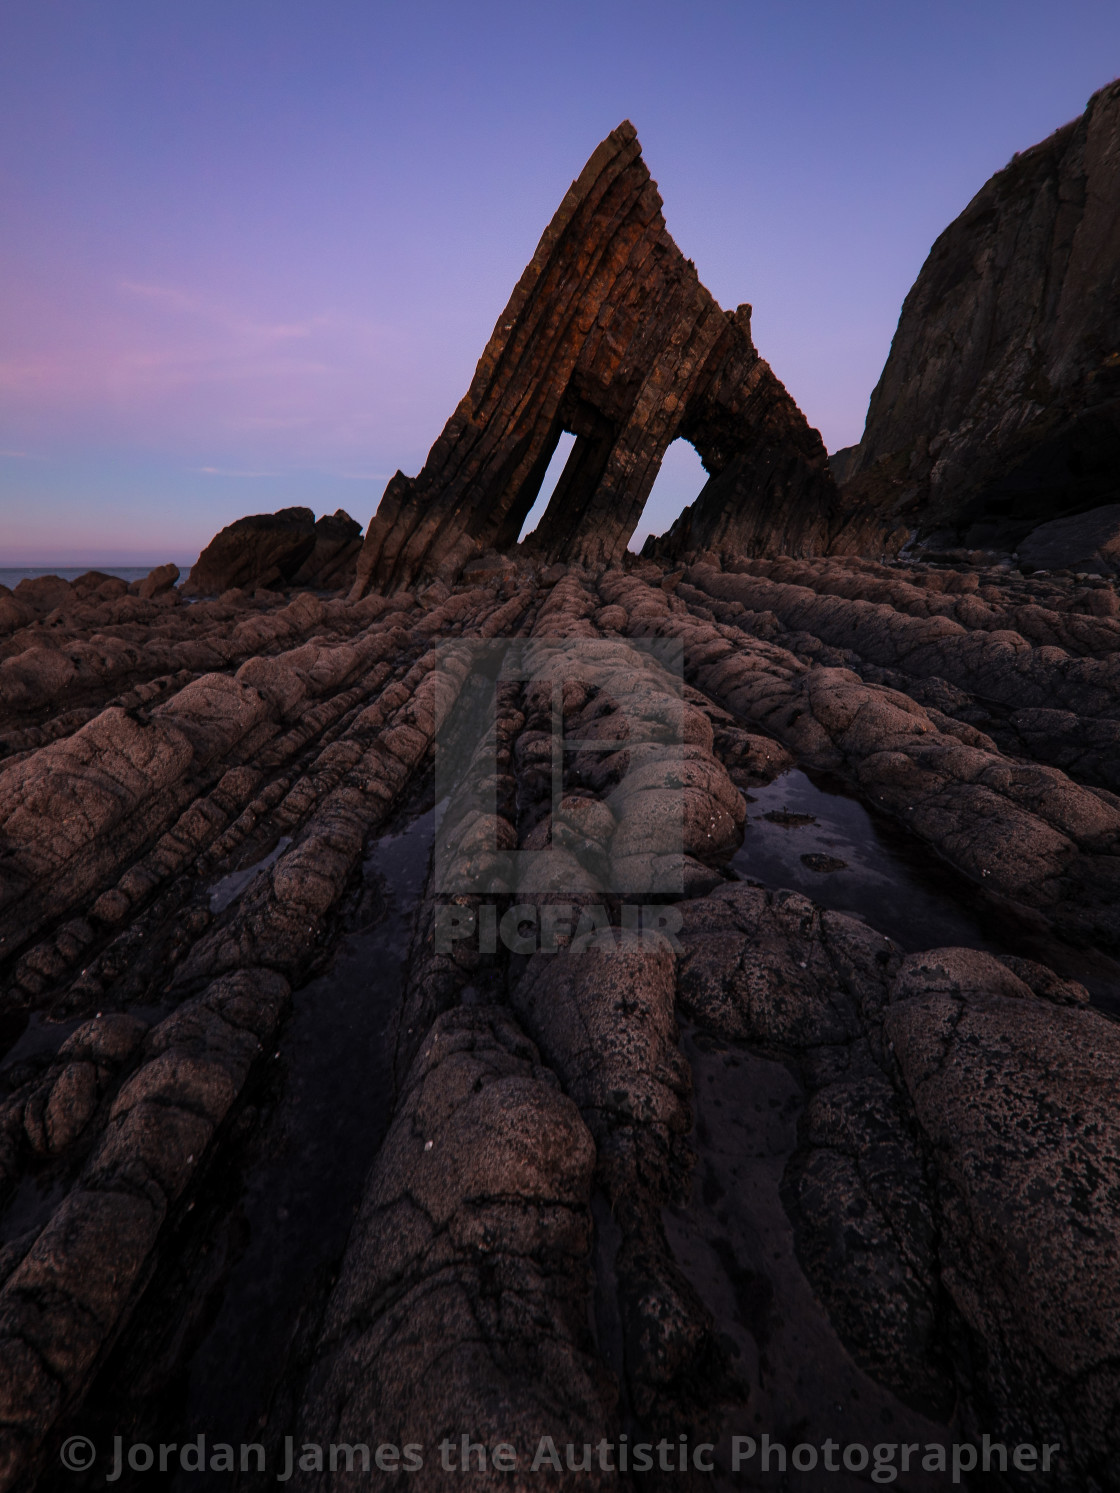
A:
0,587,32,633
13,574,73,611
289,509,363,589
183,507,318,595
71,571,128,601
460,550,518,583
1019,502,1120,573
131,562,180,599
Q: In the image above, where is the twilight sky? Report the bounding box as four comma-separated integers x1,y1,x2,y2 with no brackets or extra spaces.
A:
2,2,1119,565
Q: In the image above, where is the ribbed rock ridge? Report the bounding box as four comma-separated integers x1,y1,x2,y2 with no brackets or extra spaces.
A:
352,121,839,595
0,551,1118,1491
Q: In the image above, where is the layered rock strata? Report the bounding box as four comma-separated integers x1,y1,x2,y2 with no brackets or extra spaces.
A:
599,564,1120,952
352,122,838,595
291,1004,617,1493
674,887,1120,1488
679,555,1120,797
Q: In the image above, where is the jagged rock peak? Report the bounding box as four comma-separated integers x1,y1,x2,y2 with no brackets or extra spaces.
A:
352,121,838,595
842,77,1120,560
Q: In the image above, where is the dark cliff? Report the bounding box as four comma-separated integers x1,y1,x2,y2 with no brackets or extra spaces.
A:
843,78,1120,555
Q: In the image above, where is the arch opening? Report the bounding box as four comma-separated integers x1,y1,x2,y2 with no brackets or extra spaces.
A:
515,430,577,544
517,394,622,559
630,438,710,552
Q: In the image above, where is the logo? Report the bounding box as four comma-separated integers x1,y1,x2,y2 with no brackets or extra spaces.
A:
433,637,686,899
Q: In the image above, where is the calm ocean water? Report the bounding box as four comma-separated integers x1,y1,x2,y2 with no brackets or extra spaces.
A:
0,563,196,591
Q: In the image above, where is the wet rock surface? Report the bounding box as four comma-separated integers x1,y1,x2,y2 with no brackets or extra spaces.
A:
1018,503,1120,574
1,539,1117,1493
291,1004,613,1493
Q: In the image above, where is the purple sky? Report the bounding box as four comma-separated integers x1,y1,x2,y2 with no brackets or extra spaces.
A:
2,2,1119,564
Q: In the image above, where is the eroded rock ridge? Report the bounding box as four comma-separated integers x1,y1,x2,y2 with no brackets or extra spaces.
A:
0,547,1117,1492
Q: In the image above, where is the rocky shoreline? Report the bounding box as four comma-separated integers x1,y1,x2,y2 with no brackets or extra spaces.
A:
0,549,1116,1492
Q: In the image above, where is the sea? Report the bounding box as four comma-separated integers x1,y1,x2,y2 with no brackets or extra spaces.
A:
0,562,197,591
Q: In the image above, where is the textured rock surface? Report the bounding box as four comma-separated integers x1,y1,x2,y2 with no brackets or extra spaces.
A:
352,122,837,594
884,948,1120,1476
0,546,1118,1491
600,561,1120,951
132,563,180,600
290,508,364,589
510,938,728,1431
291,1005,615,1493
674,888,1120,1489
840,80,1120,554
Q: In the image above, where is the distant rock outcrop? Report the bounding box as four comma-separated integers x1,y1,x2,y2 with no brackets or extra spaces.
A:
352,121,838,595
131,562,180,599
72,571,129,602
841,79,1120,555
13,574,73,611
185,508,362,596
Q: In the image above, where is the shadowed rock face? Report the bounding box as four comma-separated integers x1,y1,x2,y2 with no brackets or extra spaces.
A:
185,508,363,596
1018,502,1120,574
842,79,1120,555
352,121,838,595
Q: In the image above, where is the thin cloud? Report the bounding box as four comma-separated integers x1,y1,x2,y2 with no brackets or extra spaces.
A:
225,415,320,430
120,280,205,313
197,466,281,477
120,279,327,342
0,277,403,466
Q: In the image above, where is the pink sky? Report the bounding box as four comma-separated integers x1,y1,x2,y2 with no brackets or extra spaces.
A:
2,1,1118,563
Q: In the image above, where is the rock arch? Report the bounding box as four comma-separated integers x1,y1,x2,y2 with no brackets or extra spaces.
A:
353,121,839,596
